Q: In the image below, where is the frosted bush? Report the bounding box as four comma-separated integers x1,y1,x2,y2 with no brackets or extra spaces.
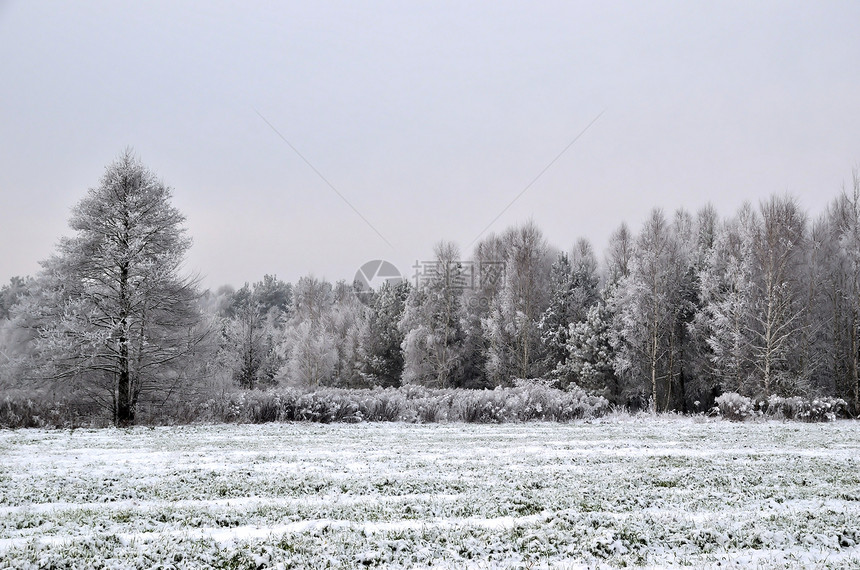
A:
356,389,408,422
760,394,847,422
185,384,612,425
0,393,103,428
455,389,509,423
714,392,753,421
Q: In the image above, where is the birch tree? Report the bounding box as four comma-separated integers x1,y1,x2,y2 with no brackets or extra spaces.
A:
825,171,860,412
617,209,675,411
748,196,807,396
483,221,553,383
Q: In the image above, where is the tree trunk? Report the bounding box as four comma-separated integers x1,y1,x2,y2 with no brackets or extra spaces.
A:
650,288,659,413
117,332,134,426
852,306,859,416
116,262,134,426
650,324,658,413
763,275,773,397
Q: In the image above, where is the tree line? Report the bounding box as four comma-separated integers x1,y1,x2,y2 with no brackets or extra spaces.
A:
1,151,859,425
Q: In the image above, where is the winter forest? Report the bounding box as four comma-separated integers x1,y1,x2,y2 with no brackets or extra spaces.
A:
1,152,859,426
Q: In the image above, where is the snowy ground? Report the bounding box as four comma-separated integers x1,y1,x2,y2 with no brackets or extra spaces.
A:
1,418,859,569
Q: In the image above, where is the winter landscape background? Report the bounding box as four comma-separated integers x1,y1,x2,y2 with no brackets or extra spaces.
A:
3,2,860,568
1,153,859,568
1,154,859,425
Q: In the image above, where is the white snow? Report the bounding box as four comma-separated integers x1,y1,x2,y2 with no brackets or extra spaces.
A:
0,418,858,568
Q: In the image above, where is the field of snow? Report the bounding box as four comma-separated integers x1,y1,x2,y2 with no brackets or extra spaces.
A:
1,418,859,569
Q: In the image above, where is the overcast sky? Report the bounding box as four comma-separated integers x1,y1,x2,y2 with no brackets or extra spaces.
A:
1,1,859,290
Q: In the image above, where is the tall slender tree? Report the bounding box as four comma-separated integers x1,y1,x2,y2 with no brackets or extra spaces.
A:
400,241,467,388
617,209,676,411
699,205,758,395
27,150,202,425
483,222,553,383
748,196,807,396
825,171,860,412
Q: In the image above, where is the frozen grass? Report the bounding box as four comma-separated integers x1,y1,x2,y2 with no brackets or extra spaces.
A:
1,418,859,568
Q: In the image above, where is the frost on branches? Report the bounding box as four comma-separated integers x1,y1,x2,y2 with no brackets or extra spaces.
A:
26,150,203,426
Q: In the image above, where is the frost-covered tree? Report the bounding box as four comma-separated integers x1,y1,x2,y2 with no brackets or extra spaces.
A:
24,150,203,425
459,233,508,388
539,240,600,385
795,216,831,393
685,205,721,405
661,209,699,411
748,196,808,396
290,275,333,327
823,171,860,411
699,205,758,395
275,276,371,387
483,221,553,383
699,198,810,399
327,280,368,387
0,276,33,321
0,277,37,389
601,223,635,402
560,302,617,399
360,280,409,387
282,320,337,386
605,222,633,286
400,241,466,388
538,253,576,380
223,275,290,389
570,238,601,312
616,209,677,411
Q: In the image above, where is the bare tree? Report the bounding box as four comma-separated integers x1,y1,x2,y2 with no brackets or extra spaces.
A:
483,221,553,383
605,222,633,285
826,170,860,412
748,196,807,396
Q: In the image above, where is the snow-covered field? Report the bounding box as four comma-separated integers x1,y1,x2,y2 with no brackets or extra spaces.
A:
1,418,859,569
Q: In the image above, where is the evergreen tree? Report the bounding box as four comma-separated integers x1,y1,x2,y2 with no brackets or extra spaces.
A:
537,242,600,386
360,280,409,387
561,302,617,398
538,252,576,381
223,275,290,389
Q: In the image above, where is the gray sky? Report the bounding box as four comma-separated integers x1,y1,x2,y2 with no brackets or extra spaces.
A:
1,1,859,290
